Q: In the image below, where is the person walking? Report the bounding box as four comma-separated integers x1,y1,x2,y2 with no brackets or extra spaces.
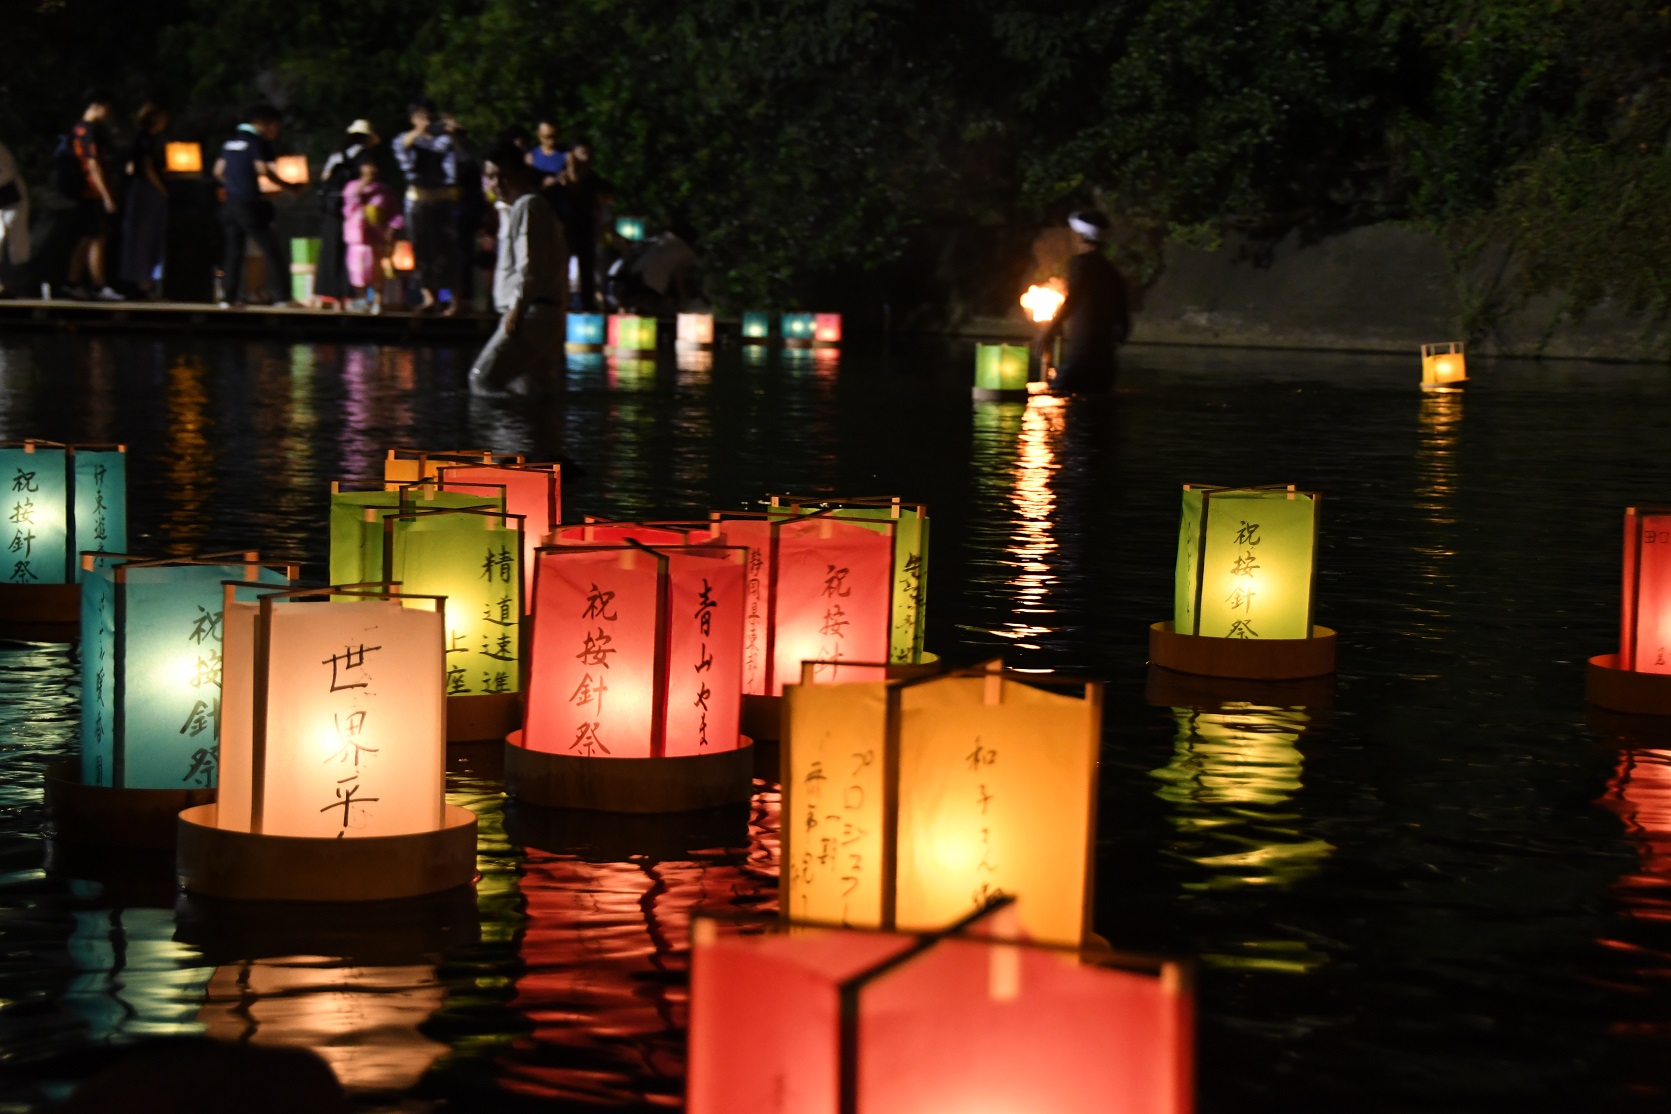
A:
63,88,123,301
119,102,170,298
469,143,566,397
341,157,402,313
213,104,303,308
0,139,28,298
314,120,378,309
1034,209,1130,395
393,98,464,315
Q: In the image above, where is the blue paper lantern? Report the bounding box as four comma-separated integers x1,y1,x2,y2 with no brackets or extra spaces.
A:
742,312,771,342
566,313,606,350
781,313,815,343
1,440,126,584
615,216,647,241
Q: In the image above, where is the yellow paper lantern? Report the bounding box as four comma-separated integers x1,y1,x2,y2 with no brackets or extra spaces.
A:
164,141,203,174
676,312,715,347
1420,341,1467,391
259,153,311,194
782,661,1101,947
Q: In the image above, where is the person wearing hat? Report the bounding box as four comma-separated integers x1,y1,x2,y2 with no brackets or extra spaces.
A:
1035,209,1131,395
314,120,379,308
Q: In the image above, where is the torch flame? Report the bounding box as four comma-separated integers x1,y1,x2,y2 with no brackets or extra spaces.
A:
1020,281,1066,324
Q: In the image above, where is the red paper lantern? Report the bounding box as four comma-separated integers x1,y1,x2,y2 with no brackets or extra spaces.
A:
688,900,1193,1114
437,461,561,610
1590,507,1671,715
391,240,416,273
549,521,706,547
813,313,842,345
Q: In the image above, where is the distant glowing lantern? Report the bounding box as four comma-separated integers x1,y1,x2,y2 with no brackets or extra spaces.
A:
436,460,560,606
782,313,816,347
177,583,477,901
813,313,841,345
783,661,1101,946
329,481,502,587
972,343,1030,400
1151,484,1335,680
689,900,1192,1114
1021,281,1066,323
383,505,525,741
164,141,203,175
0,440,127,636
742,312,771,343
45,553,296,849
615,215,647,241
505,541,754,812
1420,341,1468,392
1589,507,1671,715
391,239,416,272
566,312,606,351
258,154,310,194
677,312,715,347
608,313,657,354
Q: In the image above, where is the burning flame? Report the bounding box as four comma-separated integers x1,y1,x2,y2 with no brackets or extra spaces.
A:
1020,281,1066,324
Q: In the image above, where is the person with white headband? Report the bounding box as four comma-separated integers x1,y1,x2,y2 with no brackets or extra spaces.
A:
1036,208,1131,395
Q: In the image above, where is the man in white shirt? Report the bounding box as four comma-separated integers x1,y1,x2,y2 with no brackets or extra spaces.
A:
470,144,568,397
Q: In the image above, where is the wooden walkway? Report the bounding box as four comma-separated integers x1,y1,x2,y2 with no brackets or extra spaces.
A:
0,297,498,341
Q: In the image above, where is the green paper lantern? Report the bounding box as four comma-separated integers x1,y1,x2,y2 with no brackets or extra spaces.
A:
329,484,503,588
1,440,126,584
742,312,771,341
81,554,295,789
781,313,815,341
1174,485,1318,640
974,344,1029,395
615,216,647,241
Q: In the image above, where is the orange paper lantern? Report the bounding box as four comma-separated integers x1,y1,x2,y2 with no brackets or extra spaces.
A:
1590,507,1671,715
164,141,203,174
391,239,416,272
437,461,560,610
688,900,1192,1114
549,520,708,547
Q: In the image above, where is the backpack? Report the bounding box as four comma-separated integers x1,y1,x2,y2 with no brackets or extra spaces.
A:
52,133,85,196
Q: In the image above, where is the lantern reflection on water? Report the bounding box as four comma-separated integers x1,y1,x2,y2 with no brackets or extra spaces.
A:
689,899,1191,1114
176,584,477,901
1152,484,1335,679
0,440,127,635
783,662,1100,947
506,540,754,812
1589,507,1671,715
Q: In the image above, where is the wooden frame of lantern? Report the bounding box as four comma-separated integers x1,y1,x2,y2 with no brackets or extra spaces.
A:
1420,341,1468,392
1150,483,1336,680
676,312,715,348
328,479,503,588
607,314,658,355
435,460,560,592
383,447,524,487
164,141,203,175
972,342,1031,401
0,439,127,639
505,539,756,813
46,552,298,849
688,898,1192,1114
741,312,771,344
177,583,477,902
782,660,1102,948
1589,506,1671,716
782,313,816,348
381,505,527,742
566,312,606,352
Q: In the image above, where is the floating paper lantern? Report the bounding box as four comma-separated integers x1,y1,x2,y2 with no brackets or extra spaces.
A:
436,461,559,607
1420,341,1467,392
782,313,816,347
689,899,1191,1114
551,520,706,546
505,541,754,812
45,553,297,849
383,447,515,486
177,583,477,901
0,440,126,636
259,154,310,194
783,662,1101,946
164,141,203,175
973,343,1030,400
813,313,841,345
566,313,606,351
608,313,657,354
1151,484,1335,680
615,215,647,241
329,481,501,587
1589,506,1671,715
741,312,771,343
391,239,416,272
677,312,715,347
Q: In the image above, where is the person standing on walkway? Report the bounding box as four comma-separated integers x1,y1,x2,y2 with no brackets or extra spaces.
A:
342,157,402,313
1034,209,1130,395
213,104,303,308
558,142,603,311
64,89,123,301
314,120,379,310
393,98,464,315
469,143,566,397
0,139,28,298
119,102,170,298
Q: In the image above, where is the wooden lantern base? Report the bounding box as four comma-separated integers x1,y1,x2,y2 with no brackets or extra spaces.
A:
565,342,604,353
504,730,756,813
971,386,1030,402
1149,621,1337,680
0,583,81,641
176,803,478,902
44,760,214,850
447,692,522,743
1587,654,1671,717
1144,665,1337,710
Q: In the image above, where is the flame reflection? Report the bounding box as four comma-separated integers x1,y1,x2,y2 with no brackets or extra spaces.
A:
161,356,214,555
973,395,1065,650
66,903,212,1041
1600,749,1671,923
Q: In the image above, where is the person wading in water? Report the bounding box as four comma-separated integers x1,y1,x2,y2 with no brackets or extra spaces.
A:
1035,209,1131,395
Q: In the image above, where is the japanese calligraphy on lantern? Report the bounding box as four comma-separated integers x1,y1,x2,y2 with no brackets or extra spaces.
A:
1622,507,1671,675
0,442,126,586
438,462,560,611
73,449,126,573
1181,486,1318,641
771,517,893,693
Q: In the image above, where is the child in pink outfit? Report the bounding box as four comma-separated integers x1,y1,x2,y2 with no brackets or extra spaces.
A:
342,159,403,311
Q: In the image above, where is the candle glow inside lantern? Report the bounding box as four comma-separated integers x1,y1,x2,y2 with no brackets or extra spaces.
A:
813,313,841,345
436,460,560,608
391,239,416,272
1420,341,1468,392
676,313,715,347
164,141,203,174
608,314,657,354
783,662,1101,947
177,584,477,901
329,482,501,588
742,312,771,343
615,215,647,241
567,313,606,351
688,900,1192,1114
505,540,756,812
1151,484,1335,680
259,154,310,194
782,313,816,347
972,343,1030,401
0,440,127,636
1588,507,1671,715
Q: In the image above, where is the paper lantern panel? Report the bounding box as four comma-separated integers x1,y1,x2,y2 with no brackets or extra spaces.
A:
1420,341,1467,389
328,485,501,586
782,313,815,341
438,462,559,608
615,215,647,241
813,314,841,344
165,141,203,174
742,312,771,340
1174,485,1317,641
974,344,1029,393
1,442,126,585
567,313,605,347
1623,507,1671,675
550,521,706,547
677,313,715,346
608,314,657,351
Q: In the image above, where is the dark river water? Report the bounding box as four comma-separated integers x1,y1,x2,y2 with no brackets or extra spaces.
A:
1,332,1670,1111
